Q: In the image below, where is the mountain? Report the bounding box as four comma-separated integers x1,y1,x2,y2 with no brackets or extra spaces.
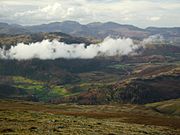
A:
146,27,180,36
26,21,149,39
0,22,29,35
25,21,85,34
146,27,180,43
85,21,149,39
0,21,180,41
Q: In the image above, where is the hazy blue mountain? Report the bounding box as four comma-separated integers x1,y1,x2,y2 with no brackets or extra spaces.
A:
0,21,180,40
26,21,149,39
0,22,29,35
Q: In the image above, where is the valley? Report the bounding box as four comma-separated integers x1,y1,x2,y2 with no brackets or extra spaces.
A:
0,53,179,104
0,22,180,135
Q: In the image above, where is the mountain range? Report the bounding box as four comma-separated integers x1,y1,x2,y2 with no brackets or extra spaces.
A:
0,21,180,41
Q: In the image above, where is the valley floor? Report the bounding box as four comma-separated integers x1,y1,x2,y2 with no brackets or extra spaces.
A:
0,100,180,135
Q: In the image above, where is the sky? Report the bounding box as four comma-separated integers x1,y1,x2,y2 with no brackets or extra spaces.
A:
0,0,180,28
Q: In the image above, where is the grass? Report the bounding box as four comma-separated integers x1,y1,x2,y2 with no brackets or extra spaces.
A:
0,100,180,135
11,76,86,101
146,99,180,116
12,76,44,85
11,76,73,100
50,85,70,96
108,64,133,70
131,62,180,79
15,84,44,91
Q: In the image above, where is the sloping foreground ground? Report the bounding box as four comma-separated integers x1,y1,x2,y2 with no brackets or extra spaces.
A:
0,100,180,135
146,99,180,116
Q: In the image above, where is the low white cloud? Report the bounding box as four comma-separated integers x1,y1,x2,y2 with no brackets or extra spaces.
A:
0,37,138,60
0,35,166,60
142,34,165,45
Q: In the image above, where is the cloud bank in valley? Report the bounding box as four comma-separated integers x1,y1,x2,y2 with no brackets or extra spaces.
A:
142,34,165,45
0,37,139,60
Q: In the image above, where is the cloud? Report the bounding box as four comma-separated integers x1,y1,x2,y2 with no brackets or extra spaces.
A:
0,37,139,60
142,34,165,45
13,2,92,24
148,17,161,22
0,35,166,60
0,0,179,27
87,0,120,3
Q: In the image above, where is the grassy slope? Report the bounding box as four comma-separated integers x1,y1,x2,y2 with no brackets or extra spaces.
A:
0,100,180,135
146,99,180,116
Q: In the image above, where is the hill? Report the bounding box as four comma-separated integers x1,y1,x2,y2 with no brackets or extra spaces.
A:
65,64,180,105
0,32,92,49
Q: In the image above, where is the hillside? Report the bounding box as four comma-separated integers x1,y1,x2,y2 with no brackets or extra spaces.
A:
146,99,180,116
64,63,180,105
0,32,92,49
0,57,179,104
0,100,180,135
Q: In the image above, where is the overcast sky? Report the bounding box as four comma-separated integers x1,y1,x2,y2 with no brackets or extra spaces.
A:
0,0,180,28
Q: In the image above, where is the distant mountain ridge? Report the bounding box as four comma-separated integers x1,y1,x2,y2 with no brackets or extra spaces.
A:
0,21,180,40
0,22,29,35
25,21,150,39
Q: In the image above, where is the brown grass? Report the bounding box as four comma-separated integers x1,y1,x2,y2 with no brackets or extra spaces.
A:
0,100,180,129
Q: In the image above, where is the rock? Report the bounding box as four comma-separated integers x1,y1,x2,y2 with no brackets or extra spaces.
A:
29,127,38,132
1,128,14,133
108,133,116,135
57,126,65,129
53,128,61,132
